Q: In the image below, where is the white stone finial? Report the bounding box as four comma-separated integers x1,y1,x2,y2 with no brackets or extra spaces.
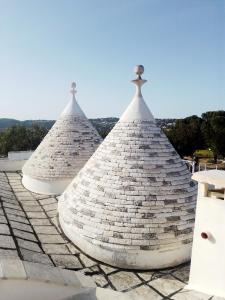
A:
132,65,147,94
120,65,154,122
134,65,144,79
61,81,85,117
70,82,77,98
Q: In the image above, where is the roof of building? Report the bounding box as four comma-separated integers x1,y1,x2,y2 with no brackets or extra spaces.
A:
192,170,225,187
58,66,197,269
22,82,102,194
0,171,209,299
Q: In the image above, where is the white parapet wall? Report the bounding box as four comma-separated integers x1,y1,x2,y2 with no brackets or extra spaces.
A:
0,259,132,300
188,170,225,298
8,151,34,161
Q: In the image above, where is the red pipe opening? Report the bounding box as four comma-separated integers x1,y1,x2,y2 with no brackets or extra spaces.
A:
201,232,208,239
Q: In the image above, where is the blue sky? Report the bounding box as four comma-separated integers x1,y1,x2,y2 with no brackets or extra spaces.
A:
0,0,224,120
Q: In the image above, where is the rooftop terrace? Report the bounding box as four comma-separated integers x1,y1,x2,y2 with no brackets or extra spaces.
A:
0,171,220,299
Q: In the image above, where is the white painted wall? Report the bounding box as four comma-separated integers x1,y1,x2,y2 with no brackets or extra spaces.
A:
188,180,225,298
0,280,85,300
8,151,34,161
0,280,132,300
0,159,26,171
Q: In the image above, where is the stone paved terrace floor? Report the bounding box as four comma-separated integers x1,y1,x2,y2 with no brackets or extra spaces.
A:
0,171,222,300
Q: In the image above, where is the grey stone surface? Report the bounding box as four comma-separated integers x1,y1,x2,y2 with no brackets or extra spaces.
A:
22,111,102,181
0,223,10,235
33,225,59,235
0,215,7,224
30,218,51,226
45,210,58,218
137,271,155,281
42,243,70,254
9,221,33,232
13,229,38,242
59,119,197,256
0,249,19,258
0,235,16,249
100,265,117,275
26,211,48,219
6,214,30,224
127,285,162,300
66,243,80,254
108,271,142,291
51,254,82,269
42,202,58,212
21,248,53,265
149,274,185,296
37,234,66,244
172,265,190,284
17,238,42,253
79,253,97,268
39,198,57,205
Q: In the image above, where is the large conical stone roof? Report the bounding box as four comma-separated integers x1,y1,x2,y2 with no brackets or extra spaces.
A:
22,82,102,195
58,66,197,269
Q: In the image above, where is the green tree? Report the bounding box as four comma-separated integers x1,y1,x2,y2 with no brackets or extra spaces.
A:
28,124,48,149
0,125,47,156
165,115,205,157
201,111,225,163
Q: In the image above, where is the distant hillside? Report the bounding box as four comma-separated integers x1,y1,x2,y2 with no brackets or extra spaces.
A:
0,117,176,136
0,118,20,129
89,117,119,138
0,119,55,131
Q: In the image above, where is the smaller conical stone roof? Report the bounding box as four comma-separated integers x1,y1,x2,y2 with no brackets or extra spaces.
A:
58,66,197,270
22,82,102,195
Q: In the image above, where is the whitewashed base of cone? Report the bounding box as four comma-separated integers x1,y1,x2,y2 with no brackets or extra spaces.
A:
22,175,72,195
59,214,192,270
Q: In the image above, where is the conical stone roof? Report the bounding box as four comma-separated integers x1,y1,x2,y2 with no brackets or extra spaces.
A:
22,82,102,195
58,66,197,269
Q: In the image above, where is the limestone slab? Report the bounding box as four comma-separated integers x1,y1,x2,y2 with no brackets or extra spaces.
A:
21,249,53,265
0,235,16,249
0,224,10,235
51,254,82,269
109,271,142,291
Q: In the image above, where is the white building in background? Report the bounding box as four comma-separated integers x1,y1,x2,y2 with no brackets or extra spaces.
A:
8,151,34,161
22,82,102,195
58,66,197,270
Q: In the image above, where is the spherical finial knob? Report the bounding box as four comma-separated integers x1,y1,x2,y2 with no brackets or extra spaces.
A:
71,82,76,89
131,65,147,87
134,65,144,77
70,81,77,97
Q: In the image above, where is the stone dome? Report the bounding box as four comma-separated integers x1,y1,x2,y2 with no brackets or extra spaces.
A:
22,82,102,195
58,68,197,269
